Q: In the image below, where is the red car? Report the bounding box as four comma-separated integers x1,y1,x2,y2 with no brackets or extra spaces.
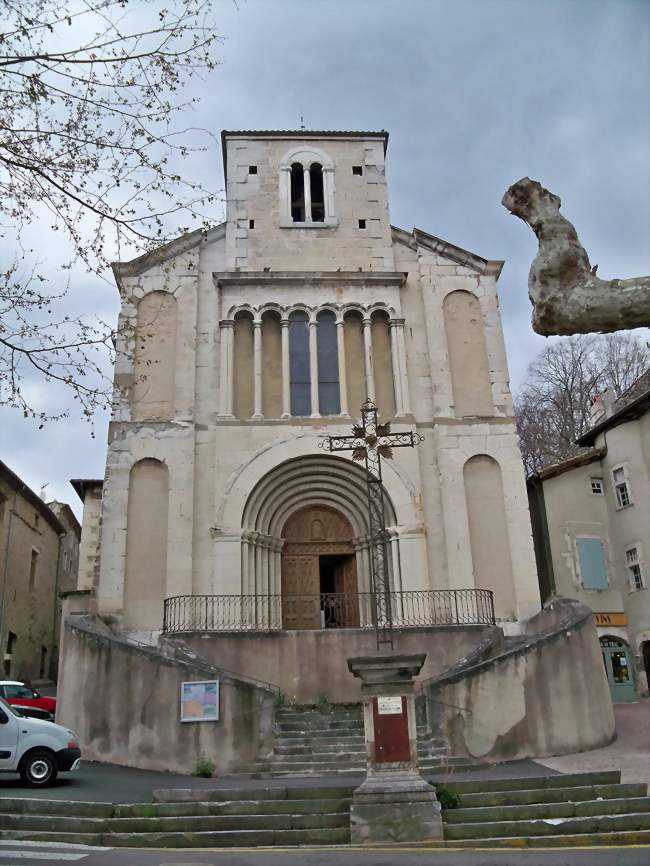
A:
0,681,56,715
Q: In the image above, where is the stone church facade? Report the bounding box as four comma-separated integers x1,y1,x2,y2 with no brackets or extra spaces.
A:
99,129,539,634
59,131,614,772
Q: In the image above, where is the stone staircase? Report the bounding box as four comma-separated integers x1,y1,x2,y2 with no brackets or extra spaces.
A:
0,785,353,847
441,770,650,847
1,770,649,848
248,703,484,777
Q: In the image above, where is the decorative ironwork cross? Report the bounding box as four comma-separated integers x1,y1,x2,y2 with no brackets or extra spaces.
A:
319,400,424,648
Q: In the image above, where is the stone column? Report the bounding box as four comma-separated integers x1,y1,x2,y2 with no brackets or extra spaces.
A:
362,317,375,402
336,318,349,416
252,319,263,418
389,319,404,416
281,318,291,418
323,166,335,220
303,167,312,222
347,654,442,845
218,320,234,417
396,319,411,415
309,318,320,417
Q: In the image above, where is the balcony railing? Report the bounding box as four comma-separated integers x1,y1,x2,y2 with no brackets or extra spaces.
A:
162,589,495,634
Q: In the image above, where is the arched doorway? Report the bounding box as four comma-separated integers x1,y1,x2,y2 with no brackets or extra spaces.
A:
281,505,359,630
600,636,636,703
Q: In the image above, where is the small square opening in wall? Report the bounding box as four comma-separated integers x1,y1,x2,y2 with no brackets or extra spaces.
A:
249,219,255,229
248,165,257,174
352,165,363,176
358,219,367,229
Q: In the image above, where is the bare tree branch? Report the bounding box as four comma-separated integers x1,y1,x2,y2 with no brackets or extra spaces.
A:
0,0,223,423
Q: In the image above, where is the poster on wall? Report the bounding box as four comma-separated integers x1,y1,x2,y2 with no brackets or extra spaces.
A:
180,680,219,723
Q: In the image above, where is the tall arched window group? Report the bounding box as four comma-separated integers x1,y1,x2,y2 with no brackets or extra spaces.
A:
219,307,410,420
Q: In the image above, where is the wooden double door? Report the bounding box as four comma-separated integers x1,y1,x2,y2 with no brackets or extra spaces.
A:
281,506,360,630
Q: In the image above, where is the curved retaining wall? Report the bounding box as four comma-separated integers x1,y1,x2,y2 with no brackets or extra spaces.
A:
421,598,615,761
57,615,275,775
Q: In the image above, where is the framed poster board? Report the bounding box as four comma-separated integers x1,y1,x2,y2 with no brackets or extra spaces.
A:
180,680,219,723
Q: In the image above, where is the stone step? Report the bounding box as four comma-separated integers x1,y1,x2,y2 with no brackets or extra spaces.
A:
275,730,365,741
0,831,104,846
272,741,445,757
0,815,104,834
446,770,621,795
115,797,352,818
444,797,650,825
457,782,646,809
444,811,650,841
275,710,362,722
153,785,355,803
446,829,650,848
267,753,366,767
276,720,364,732
0,799,113,818
0,827,351,848
274,743,366,755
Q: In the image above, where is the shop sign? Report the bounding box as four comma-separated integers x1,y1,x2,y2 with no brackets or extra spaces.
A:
594,612,627,627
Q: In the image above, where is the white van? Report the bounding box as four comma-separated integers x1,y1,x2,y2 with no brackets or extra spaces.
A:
0,696,80,786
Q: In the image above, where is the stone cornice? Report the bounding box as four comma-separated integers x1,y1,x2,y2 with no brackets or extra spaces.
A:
111,223,226,282
213,271,407,290
392,225,504,279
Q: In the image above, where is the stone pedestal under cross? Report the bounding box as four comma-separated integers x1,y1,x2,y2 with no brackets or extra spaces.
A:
347,653,443,844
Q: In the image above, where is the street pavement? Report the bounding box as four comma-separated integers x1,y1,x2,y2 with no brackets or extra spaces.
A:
3,841,650,866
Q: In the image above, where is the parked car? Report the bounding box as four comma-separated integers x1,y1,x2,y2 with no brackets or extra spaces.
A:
11,705,55,723
0,697,80,786
0,681,56,715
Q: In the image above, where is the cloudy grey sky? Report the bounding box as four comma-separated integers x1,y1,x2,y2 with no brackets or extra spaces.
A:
2,0,649,517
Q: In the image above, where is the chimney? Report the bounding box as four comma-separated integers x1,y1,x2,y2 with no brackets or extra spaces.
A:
590,388,614,426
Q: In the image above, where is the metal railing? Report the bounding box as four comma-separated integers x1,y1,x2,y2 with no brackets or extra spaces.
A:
162,589,495,634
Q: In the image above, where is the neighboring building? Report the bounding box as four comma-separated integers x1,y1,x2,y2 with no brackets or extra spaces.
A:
0,461,80,682
528,370,650,702
59,130,614,774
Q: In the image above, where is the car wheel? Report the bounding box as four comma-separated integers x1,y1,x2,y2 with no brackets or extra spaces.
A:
19,750,58,787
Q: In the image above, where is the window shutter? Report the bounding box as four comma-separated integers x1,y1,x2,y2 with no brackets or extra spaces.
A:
576,538,609,589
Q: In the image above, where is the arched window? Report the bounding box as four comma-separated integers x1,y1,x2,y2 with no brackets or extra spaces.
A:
261,310,282,418
317,310,340,414
125,459,169,629
343,310,365,411
443,291,493,417
290,163,305,222
371,310,395,417
463,455,515,620
233,310,254,419
280,147,337,227
289,311,311,415
132,291,177,421
310,163,324,222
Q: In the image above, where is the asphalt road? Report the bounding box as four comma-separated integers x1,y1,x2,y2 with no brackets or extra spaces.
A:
6,841,650,866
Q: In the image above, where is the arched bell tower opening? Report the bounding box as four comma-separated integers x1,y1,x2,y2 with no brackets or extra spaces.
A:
281,505,359,629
